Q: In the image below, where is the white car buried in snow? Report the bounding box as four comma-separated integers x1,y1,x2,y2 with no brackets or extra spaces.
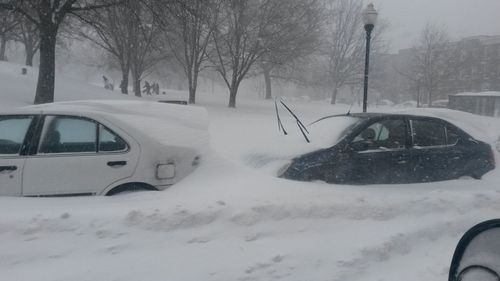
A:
0,100,209,196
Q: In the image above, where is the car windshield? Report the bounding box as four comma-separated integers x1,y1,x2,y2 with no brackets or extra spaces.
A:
309,116,364,147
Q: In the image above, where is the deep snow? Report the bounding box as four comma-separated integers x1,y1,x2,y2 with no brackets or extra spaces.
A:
1,61,500,281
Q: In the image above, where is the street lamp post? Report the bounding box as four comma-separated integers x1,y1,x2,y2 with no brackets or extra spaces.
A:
362,3,378,113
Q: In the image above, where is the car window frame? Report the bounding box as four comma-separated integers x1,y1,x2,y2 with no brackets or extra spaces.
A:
0,114,39,158
347,116,410,153
409,117,464,149
97,123,129,153
33,114,130,157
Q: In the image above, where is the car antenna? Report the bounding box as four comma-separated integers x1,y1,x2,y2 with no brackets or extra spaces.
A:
274,97,288,135
280,98,310,143
346,100,355,116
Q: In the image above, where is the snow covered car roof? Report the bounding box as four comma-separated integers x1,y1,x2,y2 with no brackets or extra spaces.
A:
6,100,210,151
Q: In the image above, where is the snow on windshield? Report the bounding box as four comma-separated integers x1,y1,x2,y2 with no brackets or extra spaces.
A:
241,115,362,174
308,116,362,148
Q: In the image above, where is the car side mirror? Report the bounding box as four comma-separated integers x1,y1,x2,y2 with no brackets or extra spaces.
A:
449,219,500,281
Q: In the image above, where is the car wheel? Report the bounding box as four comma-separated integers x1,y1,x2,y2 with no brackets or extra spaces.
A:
106,183,157,196
470,173,482,180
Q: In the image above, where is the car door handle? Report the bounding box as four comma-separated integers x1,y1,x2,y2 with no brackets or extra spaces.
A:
0,166,17,172
107,161,127,167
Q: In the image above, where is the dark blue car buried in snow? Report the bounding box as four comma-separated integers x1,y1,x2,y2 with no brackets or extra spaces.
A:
279,113,495,184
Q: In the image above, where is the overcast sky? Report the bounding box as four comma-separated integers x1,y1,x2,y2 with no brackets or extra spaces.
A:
369,0,500,53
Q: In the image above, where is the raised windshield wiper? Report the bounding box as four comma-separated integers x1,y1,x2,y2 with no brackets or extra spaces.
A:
308,104,354,126
274,97,288,135
279,98,310,143
309,113,351,126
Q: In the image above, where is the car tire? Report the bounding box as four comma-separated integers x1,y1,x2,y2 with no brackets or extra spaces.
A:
470,173,482,180
106,182,157,196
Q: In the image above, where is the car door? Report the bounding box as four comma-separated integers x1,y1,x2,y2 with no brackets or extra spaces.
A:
22,115,139,196
347,117,410,184
0,115,37,196
409,118,463,182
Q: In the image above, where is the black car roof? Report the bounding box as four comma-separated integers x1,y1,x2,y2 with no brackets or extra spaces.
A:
315,112,446,121
309,112,460,127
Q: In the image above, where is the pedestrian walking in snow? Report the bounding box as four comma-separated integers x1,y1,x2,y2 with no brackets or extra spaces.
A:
103,75,109,89
153,83,160,95
143,81,152,95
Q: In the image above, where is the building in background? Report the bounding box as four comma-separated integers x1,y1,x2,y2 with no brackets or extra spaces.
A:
449,92,500,118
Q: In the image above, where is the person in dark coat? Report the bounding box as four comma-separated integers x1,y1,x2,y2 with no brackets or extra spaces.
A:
143,81,152,95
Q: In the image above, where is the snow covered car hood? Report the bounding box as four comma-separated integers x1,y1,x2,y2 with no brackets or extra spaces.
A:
243,116,362,174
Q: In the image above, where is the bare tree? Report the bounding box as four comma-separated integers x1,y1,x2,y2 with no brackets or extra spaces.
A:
258,0,323,100
15,15,40,66
157,0,220,104
323,0,364,104
212,0,322,108
0,9,19,61
128,0,164,97
76,0,135,94
411,23,464,106
0,0,121,104
211,0,261,108
310,0,388,105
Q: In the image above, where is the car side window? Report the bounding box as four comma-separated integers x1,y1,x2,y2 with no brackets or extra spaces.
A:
411,119,446,147
352,119,406,151
0,116,33,155
446,126,461,145
39,116,97,154
99,125,127,152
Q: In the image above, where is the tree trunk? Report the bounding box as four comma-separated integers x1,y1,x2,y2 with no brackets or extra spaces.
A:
330,87,338,105
228,74,240,108
264,67,272,100
34,25,58,104
228,86,237,108
416,83,421,108
0,35,7,61
119,62,129,94
25,48,35,67
189,87,196,104
188,69,198,104
132,75,141,97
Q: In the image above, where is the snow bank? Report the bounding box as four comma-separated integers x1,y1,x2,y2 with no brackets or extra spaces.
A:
1,61,500,281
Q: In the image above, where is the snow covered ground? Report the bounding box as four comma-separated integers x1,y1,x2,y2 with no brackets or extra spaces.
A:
1,61,500,281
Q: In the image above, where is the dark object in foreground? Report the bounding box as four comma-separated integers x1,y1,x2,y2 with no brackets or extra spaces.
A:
449,219,500,281
158,100,188,105
280,113,495,184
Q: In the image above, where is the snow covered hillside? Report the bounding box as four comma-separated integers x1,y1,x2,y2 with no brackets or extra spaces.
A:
1,62,500,281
